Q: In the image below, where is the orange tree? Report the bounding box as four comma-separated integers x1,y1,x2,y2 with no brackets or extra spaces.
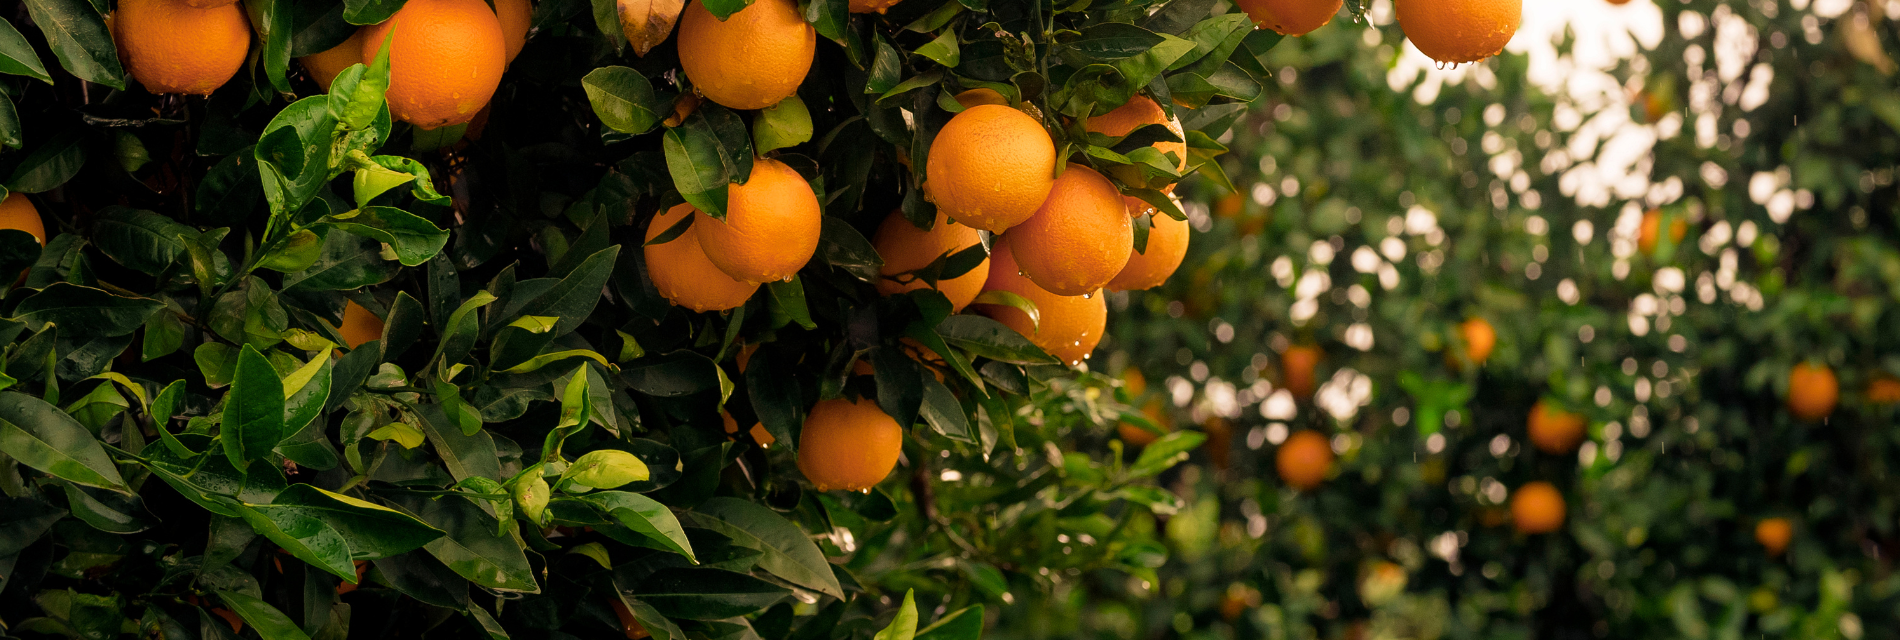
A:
1087,0,1900,638
0,0,1305,635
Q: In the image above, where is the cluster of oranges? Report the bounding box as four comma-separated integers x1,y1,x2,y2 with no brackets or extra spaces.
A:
1234,0,1521,65
114,0,529,130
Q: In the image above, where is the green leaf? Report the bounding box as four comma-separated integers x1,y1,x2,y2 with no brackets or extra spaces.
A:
366,421,424,448
872,590,918,640
915,604,984,640
563,449,650,490
935,315,1057,365
1127,430,1206,478
91,207,194,275
580,491,695,561
663,125,730,219
255,97,339,218
286,231,396,291
330,35,391,131
1060,22,1164,61
328,206,450,266
14,282,162,338
5,128,85,193
622,350,720,397
752,96,812,153
241,0,294,95
817,215,884,282
691,497,844,599
0,18,52,84
624,567,790,620
249,484,443,560
505,245,620,338
20,0,122,89
866,35,901,95
431,289,497,366
407,494,541,593
215,591,313,640
915,30,960,67
0,95,19,149
583,66,663,135
699,0,755,20
233,500,358,582
415,403,502,482
222,345,287,469
281,353,331,437
0,391,126,491
343,0,404,24
917,374,972,442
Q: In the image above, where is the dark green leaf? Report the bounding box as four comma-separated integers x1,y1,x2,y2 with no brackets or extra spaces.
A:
916,605,984,640
5,128,86,193
583,66,663,135
343,0,406,24
328,206,449,267
625,566,790,620
406,493,540,593
817,215,883,282
216,590,314,640
663,123,730,219
21,0,122,89
14,282,161,338
0,392,126,491
691,497,843,599
935,315,1057,364
623,350,720,397
579,491,695,561
91,208,194,275
222,345,287,469
0,18,52,84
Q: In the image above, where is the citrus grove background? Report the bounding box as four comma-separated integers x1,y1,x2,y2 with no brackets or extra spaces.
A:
0,0,1894,637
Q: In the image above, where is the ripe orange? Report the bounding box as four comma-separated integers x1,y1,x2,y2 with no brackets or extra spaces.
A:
496,0,532,63
1457,317,1496,366
338,301,384,349
1085,95,1187,189
1526,400,1586,455
693,158,821,284
848,0,901,13
1395,0,1521,65
1218,584,1260,622
796,397,903,492
1755,517,1793,557
0,192,46,246
722,411,777,446
1637,209,1687,254
1118,402,1168,446
1281,345,1322,398
1276,430,1333,491
1787,362,1838,421
873,210,989,312
645,203,760,312
1122,366,1147,398
926,104,1058,233
1868,376,1900,404
677,0,814,110
1234,0,1343,36
953,88,1009,109
363,0,505,129
1215,192,1244,219
114,0,250,95
972,237,1107,367
300,29,364,91
1510,481,1565,534
1006,166,1131,296
1108,198,1189,291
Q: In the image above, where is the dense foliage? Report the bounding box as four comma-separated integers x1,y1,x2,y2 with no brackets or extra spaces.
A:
0,0,1275,637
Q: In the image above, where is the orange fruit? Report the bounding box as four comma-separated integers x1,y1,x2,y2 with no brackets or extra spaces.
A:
1117,402,1167,447
1006,166,1131,296
1868,376,1900,404
722,412,777,446
362,0,506,129
796,397,903,492
1234,0,1342,36
1457,317,1496,366
848,0,901,13
677,0,814,110
1281,345,1322,398
1085,95,1187,189
0,192,45,246
1218,584,1260,622
1755,517,1793,556
693,158,822,284
1276,430,1333,491
925,104,1058,233
113,0,250,95
1215,192,1244,219
1122,367,1147,398
872,210,989,312
1637,209,1687,254
1395,0,1521,65
300,29,364,91
1787,362,1838,421
338,301,384,349
1510,481,1565,534
644,203,760,312
1108,198,1190,291
496,0,532,63
1526,400,1586,455
952,88,1009,109
972,237,1107,367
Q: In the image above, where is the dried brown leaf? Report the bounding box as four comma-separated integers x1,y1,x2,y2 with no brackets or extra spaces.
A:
619,0,686,58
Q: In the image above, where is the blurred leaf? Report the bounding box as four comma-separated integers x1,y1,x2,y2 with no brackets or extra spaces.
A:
872,590,917,640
